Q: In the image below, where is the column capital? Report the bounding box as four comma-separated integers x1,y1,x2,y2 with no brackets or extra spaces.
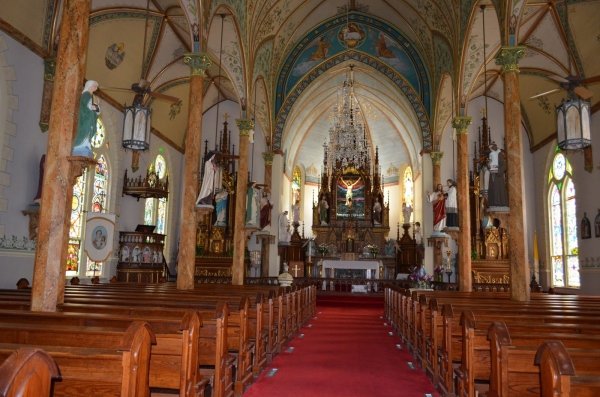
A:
262,151,274,165
495,46,525,74
430,151,444,165
236,118,255,137
183,52,211,76
452,116,472,134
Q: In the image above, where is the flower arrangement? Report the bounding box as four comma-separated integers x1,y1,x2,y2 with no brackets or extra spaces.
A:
318,243,329,256
434,265,444,282
366,244,378,258
408,265,433,289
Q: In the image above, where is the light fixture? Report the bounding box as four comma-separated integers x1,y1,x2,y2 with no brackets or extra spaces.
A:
324,64,370,171
122,0,152,151
556,4,591,151
556,94,591,150
122,101,151,150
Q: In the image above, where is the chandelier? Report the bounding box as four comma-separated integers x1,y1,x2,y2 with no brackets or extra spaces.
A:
324,65,370,171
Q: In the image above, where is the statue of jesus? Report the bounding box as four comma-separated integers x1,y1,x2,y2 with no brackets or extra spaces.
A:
340,176,361,202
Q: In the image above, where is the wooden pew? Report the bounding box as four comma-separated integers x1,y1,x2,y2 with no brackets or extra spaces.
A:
199,304,235,397
487,321,600,397
456,311,600,397
394,291,600,395
0,321,155,397
0,283,315,395
0,308,206,397
0,289,266,393
0,348,59,397
535,341,600,397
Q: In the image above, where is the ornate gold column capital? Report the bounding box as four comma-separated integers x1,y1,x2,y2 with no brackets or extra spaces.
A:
236,118,255,137
430,151,444,166
452,116,472,134
495,46,525,74
43,57,56,81
183,52,211,76
262,151,274,165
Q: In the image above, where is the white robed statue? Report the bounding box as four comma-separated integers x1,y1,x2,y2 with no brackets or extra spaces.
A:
245,182,260,227
196,152,222,207
278,211,291,245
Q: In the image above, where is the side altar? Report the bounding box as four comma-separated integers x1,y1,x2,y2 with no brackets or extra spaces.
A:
469,115,511,289
194,119,240,278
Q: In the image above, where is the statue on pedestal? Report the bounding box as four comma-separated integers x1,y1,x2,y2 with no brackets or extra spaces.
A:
278,211,291,245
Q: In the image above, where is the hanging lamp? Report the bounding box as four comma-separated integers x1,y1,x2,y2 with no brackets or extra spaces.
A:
122,0,152,151
556,4,591,150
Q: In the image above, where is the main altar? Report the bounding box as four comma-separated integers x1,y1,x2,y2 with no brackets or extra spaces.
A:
311,66,393,276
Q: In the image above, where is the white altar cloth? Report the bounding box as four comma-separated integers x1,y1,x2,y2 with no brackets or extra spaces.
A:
322,259,382,279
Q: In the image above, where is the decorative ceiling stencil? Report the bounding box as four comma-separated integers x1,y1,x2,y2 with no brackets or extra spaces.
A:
207,14,246,101
276,12,430,116
433,74,453,140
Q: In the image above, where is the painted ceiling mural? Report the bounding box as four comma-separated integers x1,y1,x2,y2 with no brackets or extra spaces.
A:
278,14,426,110
272,11,432,155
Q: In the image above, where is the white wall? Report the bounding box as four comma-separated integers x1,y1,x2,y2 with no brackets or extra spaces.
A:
0,32,45,288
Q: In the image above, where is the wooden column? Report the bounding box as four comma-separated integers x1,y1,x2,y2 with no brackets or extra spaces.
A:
496,46,529,302
39,57,56,132
261,151,275,276
232,118,254,285
176,53,211,290
453,116,473,292
430,151,443,188
31,0,91,312
262,151,274,194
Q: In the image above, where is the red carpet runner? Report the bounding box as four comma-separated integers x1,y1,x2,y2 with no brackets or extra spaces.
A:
244,295,439,397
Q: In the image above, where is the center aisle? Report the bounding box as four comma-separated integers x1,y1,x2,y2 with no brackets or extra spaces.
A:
243,295,439,397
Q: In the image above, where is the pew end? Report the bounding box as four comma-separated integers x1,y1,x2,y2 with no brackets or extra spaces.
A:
0,348,60,397
535,341,600,397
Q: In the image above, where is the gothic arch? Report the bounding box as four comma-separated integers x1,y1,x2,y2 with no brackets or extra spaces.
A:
273,50,432,152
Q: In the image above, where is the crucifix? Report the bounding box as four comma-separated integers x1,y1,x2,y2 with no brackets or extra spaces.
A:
291,263,301,277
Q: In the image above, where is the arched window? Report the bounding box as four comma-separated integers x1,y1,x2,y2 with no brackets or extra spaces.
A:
67,118,110,277
403,167,414,206
291,166,302,208
548,151,579,288
144,153,168,235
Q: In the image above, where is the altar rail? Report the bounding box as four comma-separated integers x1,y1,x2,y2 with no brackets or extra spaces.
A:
244,277,411,292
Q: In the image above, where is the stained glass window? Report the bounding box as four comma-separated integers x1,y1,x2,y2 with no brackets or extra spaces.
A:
403,167,414,206
291,166,302,206
144,198,155,226
547,151,579,288
67,117,111,277
156,198,167,234
155,154,166,179
67,171,87,274
91,155,108,213
145,154,168,236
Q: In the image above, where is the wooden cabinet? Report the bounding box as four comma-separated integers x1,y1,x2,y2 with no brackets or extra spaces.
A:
116,227,165,283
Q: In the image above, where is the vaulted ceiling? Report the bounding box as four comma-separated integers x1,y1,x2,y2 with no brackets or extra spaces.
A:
2,0,599,163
